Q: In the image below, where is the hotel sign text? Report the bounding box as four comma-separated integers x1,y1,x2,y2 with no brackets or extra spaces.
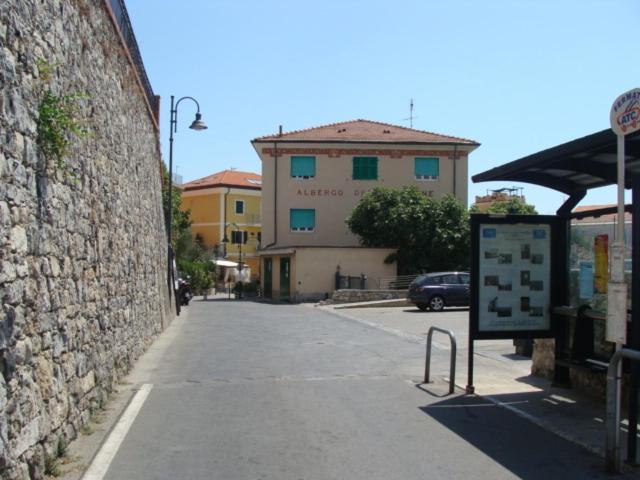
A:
296,188,434,197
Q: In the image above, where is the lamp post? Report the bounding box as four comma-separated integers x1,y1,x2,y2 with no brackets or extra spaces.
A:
167,95,207,306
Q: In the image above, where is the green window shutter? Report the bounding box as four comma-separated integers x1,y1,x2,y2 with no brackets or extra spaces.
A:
290,209,316,231
352,158,361,179
353,157,378,180
368,157,378,179
291,156,316,177
415,157,439,179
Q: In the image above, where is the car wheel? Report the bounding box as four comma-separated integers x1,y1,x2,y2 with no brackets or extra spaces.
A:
416,303,428,311
429,295,445,311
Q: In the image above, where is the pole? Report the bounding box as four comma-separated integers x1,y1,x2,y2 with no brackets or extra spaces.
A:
167,95,175,293
628,174,640,463
466,339,475,394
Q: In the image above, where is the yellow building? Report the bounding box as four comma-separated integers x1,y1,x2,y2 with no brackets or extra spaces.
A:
181,170,262,276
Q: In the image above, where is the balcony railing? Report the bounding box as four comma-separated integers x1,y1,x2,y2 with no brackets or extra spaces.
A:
107,0,158,115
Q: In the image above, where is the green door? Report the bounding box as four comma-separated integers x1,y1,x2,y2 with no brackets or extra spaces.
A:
263,258,273,298
279,257,290,301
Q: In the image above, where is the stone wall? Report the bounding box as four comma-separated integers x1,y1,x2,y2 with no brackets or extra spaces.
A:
331,289,408,304
0,1,172,478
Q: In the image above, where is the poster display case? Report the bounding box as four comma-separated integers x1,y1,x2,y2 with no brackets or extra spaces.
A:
470,214,561,340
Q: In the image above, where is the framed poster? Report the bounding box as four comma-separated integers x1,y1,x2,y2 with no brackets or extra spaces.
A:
470,214,560,340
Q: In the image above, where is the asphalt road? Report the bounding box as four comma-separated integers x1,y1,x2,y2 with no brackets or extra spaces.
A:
100,300,627,479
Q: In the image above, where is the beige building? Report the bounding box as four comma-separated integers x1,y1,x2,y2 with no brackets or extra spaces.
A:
251,119,479,301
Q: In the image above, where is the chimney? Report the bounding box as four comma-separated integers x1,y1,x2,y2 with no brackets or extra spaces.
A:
278,125,283,137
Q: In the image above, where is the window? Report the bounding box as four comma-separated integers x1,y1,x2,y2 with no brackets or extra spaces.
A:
290,209,315,232
235,200,244,215
415,157,439,180
291,156,316,179
442,274,458,284
352,157,378,180
231,230,248,244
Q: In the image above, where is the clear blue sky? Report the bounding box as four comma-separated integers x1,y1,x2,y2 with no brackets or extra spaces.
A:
126,0,639,214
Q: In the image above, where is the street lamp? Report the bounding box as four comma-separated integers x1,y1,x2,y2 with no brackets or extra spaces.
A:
167,95,207,304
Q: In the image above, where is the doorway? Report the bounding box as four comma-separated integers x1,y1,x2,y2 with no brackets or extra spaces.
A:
263,258,272,299
279,257,290,301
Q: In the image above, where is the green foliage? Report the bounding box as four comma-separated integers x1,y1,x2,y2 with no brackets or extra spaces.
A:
346,186,470,275
470,196,538,215
176,232,214,294
179,259,214,294
36,60,89,173
44,454,61,477
161,164,192,247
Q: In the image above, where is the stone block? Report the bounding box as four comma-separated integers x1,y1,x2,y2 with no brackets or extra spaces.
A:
8,226,27,254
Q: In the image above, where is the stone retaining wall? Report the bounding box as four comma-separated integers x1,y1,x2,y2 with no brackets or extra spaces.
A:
1,1,172,477
331,289,408,304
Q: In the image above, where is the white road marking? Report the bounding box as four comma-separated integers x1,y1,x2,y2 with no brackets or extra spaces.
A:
82,383,153,480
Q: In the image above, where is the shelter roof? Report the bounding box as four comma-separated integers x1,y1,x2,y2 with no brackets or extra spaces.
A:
252,119,479,146
182,170,262,191
473,129,640,195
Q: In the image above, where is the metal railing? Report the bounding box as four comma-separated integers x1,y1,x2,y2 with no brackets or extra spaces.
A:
335,273,367,290
377,274,420,290
605,347,640,472
107,0,158,114
424,326,457,395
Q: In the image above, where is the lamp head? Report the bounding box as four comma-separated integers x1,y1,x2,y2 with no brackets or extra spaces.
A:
221,233,229,244
189,113,208,131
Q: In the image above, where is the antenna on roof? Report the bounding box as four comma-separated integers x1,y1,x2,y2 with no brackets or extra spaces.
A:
404,98,417,128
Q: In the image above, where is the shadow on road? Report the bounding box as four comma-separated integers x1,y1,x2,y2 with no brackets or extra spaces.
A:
415,382,453,398
418,394,620,479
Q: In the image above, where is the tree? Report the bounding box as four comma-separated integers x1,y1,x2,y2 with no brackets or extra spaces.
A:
346,186,470,275
469,196,538,215
161,165,214,293
161,163,191,249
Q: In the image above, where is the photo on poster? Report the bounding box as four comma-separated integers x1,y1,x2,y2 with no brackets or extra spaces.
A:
485,249,499,260
498,253,513,264
531,254,544,265
530,280,544,291
520,297,530,312
484,275,499,286
520,271,530,286
530,306,544,317
498,282,512,291
496,307,512,317
521,244,531,260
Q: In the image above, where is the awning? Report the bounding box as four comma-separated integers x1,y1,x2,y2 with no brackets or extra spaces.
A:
473,128,640,196
212,259,239,267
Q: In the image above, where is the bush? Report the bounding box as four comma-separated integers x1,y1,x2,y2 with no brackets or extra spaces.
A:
178,260,213,294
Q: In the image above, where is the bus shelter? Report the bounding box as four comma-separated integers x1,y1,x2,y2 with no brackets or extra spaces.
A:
472,127,640,459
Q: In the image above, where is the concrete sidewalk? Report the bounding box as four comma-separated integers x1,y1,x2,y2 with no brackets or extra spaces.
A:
316,301,640,470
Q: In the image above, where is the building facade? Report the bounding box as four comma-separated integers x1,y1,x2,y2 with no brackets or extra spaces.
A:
251,119,479,301
181,170,262,275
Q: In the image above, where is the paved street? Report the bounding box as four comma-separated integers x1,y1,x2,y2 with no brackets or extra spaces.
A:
98,300,627,479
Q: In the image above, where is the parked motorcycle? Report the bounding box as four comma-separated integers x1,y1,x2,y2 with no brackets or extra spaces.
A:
178,277,193,306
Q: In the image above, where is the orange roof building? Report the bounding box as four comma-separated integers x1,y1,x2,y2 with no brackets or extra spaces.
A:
181,169,262,277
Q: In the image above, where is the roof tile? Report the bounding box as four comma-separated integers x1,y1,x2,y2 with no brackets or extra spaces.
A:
181,169,262,191
252,119,478,145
